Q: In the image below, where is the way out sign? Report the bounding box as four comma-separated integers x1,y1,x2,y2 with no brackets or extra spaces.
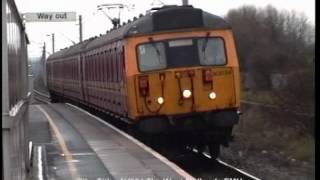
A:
23,12,77,22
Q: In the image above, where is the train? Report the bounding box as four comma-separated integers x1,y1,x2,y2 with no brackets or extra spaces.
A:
46,5,241,158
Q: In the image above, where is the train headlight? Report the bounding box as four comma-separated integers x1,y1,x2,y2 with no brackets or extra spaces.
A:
209,92,216,100
157,97,164,104
183,89,192,98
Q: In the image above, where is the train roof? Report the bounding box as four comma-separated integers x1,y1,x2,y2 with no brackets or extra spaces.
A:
48,5,230,60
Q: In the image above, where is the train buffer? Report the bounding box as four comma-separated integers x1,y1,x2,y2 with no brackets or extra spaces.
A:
28,102,195,180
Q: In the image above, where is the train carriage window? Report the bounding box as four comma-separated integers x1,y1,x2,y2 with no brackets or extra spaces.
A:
91,55,94,81
89,56,91,81
84,57,87,81
111,50,115,82
115,48,119,82
137,42,166,72
90,55,93,81
68,61,70,79
76,59,78,80
121,47,125,80
89,56,92,81
95,54,98,82
85,57,88,81
110,50,114,82
109,50,112,82
65,61,67,79
118,48,124,82
71,60,73,80
100,53,104,82
118,50,122,81
73,59,75,80
104,51,107,82
73,60,75,80
99,53,103,82
67,61,69,79
92,55,95,81
64,61,66,79
73,60,75,79
97,53,102,82
63,61,66,79
114,49,117,82
72,60,75,80
197,38,227,65
70,61,72,79
71,60,73,79
69,61,71,79
98,53,101,82
107,51,110,82
97,53,101,82
91,54,96,81
97,54,100,82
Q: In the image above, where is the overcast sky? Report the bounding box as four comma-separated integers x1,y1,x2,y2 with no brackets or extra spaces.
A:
14,0,315,58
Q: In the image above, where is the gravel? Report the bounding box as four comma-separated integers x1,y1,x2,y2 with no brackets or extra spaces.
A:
219,141,315,180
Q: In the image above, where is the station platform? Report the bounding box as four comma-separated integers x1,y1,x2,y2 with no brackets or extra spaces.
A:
28,103,194,180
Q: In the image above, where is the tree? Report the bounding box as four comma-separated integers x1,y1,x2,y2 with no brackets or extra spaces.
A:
226,5,315,135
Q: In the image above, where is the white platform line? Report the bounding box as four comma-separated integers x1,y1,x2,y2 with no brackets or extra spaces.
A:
38,146,44,180
29,141,33,162
66,103,196,180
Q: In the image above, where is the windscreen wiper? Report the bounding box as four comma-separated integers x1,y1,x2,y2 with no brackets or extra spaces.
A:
202,32,211,52
148,37,162,64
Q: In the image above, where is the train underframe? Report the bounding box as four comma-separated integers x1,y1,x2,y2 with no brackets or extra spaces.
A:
136,109,240,159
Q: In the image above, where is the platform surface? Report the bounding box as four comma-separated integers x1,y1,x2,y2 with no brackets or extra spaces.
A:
29,103,192,180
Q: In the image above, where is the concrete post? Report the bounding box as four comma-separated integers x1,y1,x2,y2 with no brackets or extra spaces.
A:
52,33,55,53
79,15,83,42
182,0,188,5
2,0,9,114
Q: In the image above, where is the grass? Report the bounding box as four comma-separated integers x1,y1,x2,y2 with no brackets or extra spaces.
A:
288,135,315,162
241,90,277,104
234,105,315,162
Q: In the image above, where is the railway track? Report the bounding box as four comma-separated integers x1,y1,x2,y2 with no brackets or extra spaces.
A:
141,141,261,180
182,147,261,180
33,89,51,104
32,88,261,180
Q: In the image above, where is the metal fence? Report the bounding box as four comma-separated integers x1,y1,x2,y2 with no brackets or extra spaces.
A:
2,0,30,179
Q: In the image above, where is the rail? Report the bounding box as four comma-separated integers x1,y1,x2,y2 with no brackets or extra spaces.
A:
33,90,51,103
189,147,261,180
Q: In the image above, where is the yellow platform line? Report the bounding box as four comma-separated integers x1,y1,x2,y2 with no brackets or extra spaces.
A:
36,105,80,179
